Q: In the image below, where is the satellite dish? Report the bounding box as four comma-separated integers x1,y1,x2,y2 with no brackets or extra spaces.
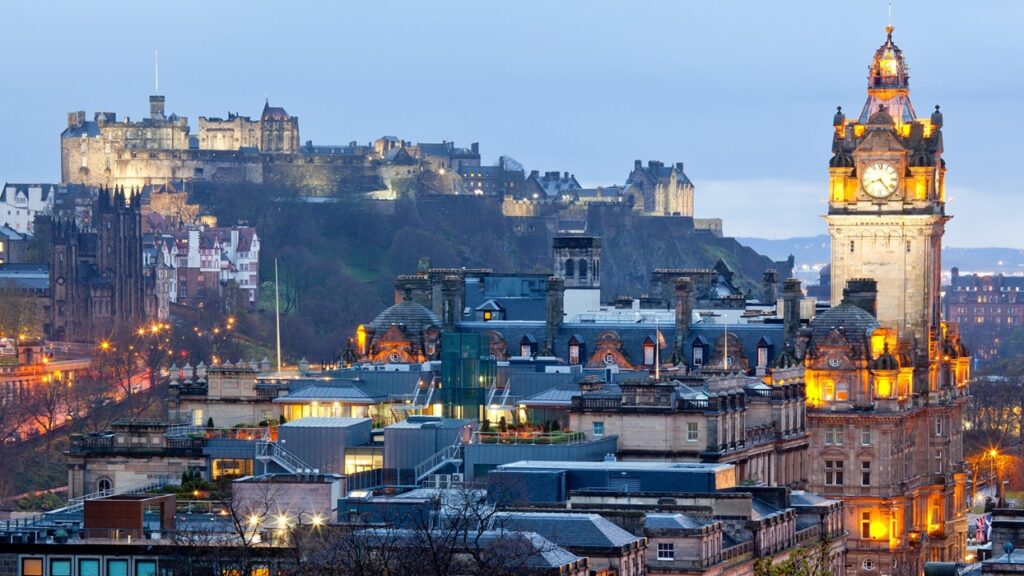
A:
1005,541,1015,556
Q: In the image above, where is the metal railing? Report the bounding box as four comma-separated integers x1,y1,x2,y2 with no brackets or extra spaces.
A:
471,430,587,446
255,441,311,474
414,439,463,483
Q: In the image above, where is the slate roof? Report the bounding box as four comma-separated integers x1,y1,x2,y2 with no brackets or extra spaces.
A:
356,528,583,570
0,264,49,291
1,183,58,204
0,226,25,241
521,387,580,406
457,319,785,371
808,301,879,349
751,498,784,520
644,513,711,531
368,299,441,338
273,385,387,404
493,512,643,550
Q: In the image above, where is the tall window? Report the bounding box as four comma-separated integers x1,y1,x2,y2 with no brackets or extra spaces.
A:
564,259,574,278
934,417,943,437
861,426,872,446
693,346,704,366
825,425,843,446
568,344,580,365
658,542,675,561
861,461,871,486
825,460,844,485
861,511,871,539
935,449,944,474
835,381,850,401
578,259,588,281
644,343,655,366
687,422,699,442
757,346,768,367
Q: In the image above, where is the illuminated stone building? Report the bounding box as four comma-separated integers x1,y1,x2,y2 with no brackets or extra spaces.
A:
625,160,694,217
796,27,972,575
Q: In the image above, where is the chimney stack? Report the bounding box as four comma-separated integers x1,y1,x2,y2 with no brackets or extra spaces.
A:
441,275,464,331
844,278,878,318
782,279,803,347
544,276,565,355
634,159,642,170
762,269,779,305
674,277,694,352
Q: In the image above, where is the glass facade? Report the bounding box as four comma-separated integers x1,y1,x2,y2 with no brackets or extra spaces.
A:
439,333,495,420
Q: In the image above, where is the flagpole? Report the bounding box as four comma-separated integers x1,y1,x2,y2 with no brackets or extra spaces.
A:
723,322,729,371
655,317,660,381
275,258,282,375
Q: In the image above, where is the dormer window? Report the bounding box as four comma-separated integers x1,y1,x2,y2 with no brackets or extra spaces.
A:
643,338,656,366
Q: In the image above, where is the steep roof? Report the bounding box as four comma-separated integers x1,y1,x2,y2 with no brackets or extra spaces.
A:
493,512,643,550
808,301,879,350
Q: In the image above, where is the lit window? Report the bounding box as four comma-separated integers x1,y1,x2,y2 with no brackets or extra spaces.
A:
482,310,492,321
658,542,675,560
644,343,655,366
568,345,580,365
687,422,699,442
21,559,43,576
592,421,605,437
836,381,849,401
757,346,768,367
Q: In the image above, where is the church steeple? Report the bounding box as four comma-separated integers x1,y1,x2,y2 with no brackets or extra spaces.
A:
859,27,916,124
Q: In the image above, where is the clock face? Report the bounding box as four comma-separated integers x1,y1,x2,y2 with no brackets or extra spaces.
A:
861,161,899,198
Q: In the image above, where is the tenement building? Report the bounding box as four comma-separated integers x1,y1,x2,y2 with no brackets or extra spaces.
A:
943,268,1024,362
803,26,971,574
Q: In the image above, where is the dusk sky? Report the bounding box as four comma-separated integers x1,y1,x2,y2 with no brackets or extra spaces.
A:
1,1,1021,247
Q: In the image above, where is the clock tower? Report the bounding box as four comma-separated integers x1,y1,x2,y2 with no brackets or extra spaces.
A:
826,26,948,376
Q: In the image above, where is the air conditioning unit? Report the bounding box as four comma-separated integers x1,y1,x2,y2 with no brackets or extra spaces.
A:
451,473,464,483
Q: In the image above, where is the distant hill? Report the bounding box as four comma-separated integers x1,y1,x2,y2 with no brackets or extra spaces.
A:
738,234,1024,284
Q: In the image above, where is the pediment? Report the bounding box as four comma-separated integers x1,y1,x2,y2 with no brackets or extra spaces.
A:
857,127,906,153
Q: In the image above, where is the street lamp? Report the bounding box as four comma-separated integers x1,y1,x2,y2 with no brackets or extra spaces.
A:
989,449,1000,502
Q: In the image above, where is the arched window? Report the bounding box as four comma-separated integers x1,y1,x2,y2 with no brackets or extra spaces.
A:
578,259,588,281
97,478,112,494
564,259,575,278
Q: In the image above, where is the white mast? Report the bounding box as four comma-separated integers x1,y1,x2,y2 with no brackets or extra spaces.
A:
654,317,660,381
275,258,282,375
154,50,159,93
723,323,729,371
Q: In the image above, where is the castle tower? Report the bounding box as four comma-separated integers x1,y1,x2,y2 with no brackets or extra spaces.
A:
552,235,601,320
826,25,947,372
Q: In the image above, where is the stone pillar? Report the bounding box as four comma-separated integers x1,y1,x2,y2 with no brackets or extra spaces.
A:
544,276,565,355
